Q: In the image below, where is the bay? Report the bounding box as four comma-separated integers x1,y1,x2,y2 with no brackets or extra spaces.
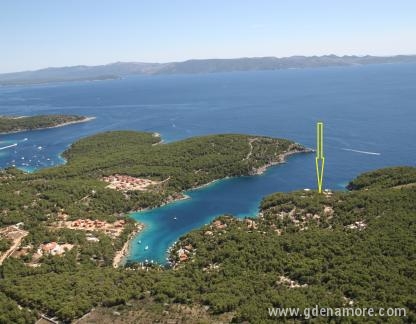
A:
0,63,415,263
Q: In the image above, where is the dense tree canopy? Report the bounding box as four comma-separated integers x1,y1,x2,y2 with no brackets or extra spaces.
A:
1,131,302,227
1,169,415,322
0,115,88,133
0,131,308,322
347,166,416,190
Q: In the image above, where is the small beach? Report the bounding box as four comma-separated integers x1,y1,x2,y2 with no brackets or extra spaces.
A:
113,223,144,268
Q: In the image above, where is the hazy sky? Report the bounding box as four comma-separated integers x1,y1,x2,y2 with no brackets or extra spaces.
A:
1,0,416,73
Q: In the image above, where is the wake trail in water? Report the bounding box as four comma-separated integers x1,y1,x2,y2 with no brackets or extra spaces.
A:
0,143,18,150
341,148,381,156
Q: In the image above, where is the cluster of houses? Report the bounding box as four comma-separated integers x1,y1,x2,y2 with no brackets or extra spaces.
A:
72,218,125,229
177,244,193,262
38,242,74,256
103,174,158,191
204,220,228,237
212,220,227,230
68,219,126,238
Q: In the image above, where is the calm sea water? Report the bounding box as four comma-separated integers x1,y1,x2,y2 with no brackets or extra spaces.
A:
0,64,415,264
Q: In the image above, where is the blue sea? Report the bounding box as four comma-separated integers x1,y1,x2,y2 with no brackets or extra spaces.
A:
0,63,415,264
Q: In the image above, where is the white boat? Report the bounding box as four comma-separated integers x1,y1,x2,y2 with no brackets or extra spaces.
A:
145,245,149,250
0,143,18,151
173,217,177,220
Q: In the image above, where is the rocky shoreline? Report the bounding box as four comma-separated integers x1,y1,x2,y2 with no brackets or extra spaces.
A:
250,145,314,175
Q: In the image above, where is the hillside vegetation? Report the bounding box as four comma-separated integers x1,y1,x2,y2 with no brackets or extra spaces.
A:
1,131,303,226
347,166,416,190
0,115,89,133
0,163,414,323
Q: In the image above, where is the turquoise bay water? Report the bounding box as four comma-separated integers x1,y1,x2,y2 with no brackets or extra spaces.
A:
1,64,416,264
129,154,321,264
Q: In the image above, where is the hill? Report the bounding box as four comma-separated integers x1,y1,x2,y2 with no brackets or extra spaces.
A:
0,156,414,322
0,130,306,265
1,55,416,85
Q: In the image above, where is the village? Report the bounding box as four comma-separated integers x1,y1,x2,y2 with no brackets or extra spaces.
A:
102,174,161,191
0,215,136,268
63,218,127,238
0,223,76,267
0,222,78,267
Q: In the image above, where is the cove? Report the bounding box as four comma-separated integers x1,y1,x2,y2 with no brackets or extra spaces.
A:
1,64,416,264
127,152,343,265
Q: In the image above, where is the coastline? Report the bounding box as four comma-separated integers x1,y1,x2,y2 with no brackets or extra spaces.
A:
132,193,191,214
123,146,312,265
0,116,96,135
188,178,228,191
251,147,314,175
113,223,144,268
189,147,313,190
133,147,311,213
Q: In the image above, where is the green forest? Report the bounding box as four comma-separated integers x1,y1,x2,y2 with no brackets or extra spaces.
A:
0,131,302,227
0,115,88,133
0,131,414,323
0,132,301,269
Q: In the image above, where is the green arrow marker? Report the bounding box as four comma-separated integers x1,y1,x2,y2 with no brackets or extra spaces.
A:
315,122,325,193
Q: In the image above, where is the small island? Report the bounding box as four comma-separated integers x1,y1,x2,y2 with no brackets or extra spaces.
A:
0,114,94,134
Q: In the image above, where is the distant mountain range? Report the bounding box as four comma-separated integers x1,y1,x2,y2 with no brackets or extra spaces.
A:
1,55,416,85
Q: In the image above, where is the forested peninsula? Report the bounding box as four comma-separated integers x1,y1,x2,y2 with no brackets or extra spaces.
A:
0,115,93,134
0,131,307,314
0,131,414,323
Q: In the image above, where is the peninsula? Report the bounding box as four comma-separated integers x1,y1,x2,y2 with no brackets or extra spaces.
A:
0,114,94,134
0,130,309,271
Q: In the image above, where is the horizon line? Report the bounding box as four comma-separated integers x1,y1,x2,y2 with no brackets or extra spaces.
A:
2,53,416,75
